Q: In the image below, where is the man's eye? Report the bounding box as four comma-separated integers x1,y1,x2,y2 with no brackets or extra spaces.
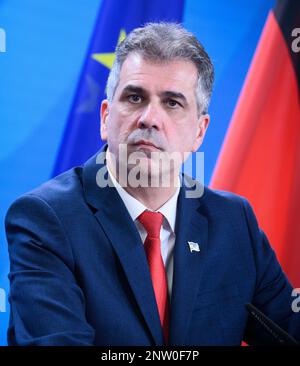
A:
128,95,142,104
166,99,180,108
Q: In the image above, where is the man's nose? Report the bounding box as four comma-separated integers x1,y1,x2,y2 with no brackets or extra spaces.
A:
137,102,163,130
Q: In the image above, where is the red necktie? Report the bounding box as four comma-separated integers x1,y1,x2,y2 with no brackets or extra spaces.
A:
138,210,169,344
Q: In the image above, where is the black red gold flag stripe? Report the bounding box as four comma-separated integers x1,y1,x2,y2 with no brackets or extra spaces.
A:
211,0,300,286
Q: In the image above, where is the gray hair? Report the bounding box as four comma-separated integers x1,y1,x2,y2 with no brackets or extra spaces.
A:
106,22,214,114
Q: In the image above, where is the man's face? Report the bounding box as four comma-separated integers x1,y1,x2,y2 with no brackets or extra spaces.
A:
100,53,209,181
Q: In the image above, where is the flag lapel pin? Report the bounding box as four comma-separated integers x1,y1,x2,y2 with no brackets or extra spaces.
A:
188,241,200,253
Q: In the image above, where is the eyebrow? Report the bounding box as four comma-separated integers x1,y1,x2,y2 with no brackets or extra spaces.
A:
161,91,188,105
121,85,146,95
121,85,188,105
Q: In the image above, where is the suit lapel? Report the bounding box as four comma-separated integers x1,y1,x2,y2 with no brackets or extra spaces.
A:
169,179,208,345
82,146,164,345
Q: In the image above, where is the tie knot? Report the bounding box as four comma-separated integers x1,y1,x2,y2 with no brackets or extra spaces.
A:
138,211,163,238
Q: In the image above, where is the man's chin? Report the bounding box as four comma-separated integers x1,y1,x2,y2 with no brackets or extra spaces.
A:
115,146,181,188
126,163,177,189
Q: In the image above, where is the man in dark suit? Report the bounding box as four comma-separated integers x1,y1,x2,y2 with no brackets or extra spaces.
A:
5,22,300,346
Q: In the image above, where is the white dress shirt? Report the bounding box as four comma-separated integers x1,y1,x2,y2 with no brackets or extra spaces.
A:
107,165,180,297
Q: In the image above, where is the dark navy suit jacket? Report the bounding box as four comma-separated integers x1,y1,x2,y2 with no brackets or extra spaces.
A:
5,147,300,345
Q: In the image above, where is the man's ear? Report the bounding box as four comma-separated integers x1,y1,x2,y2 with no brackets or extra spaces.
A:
191,114,210,152
100,99,109,141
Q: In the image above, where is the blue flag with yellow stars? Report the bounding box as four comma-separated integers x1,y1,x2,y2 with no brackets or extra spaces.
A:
52,0,184,176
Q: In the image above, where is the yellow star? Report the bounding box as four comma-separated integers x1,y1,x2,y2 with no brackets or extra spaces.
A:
91,29,126,69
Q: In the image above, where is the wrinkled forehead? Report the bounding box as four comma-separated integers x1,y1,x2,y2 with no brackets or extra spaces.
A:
117,53,199,95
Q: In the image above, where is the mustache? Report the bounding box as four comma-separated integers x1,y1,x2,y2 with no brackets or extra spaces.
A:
126,129,166,150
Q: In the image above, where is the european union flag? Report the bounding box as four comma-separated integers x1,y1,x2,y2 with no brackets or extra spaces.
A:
52,0,184,176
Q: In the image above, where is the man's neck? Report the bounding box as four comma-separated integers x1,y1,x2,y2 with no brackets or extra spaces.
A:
106,149,180,211
123,185,178,211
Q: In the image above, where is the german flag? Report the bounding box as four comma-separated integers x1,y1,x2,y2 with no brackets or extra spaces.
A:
210,0,300,287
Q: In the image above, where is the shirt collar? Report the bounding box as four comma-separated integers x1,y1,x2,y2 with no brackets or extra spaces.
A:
107,164,180,233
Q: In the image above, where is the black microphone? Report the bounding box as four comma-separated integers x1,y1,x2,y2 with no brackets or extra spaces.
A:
245,303,299,345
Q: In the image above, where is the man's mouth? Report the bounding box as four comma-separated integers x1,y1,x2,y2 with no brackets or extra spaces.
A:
131,140,161,151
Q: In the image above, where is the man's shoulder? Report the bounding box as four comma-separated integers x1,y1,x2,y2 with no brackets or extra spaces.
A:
199,185,249,208
203,186,249,206
182,174,249,209
9,167,85,212
200,185,254,222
